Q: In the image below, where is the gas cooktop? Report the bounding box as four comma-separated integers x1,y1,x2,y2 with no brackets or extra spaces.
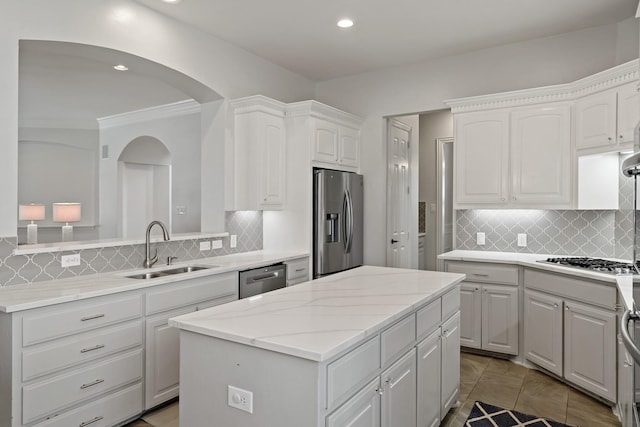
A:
538,257,637,275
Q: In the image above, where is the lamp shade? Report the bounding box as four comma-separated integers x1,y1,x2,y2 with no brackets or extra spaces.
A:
53,203,81,223
19,204,45,221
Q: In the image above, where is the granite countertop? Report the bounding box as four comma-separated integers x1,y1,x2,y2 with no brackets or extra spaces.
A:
169,265,465,362
0,250,309,313
438,249,637,310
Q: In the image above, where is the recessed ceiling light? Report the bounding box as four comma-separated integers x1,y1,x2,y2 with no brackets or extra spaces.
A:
113,64,129,71
162,0,182,3
337,19,354,28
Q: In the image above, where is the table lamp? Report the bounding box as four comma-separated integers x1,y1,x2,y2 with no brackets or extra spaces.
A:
19,204,45,244
53,202,81,242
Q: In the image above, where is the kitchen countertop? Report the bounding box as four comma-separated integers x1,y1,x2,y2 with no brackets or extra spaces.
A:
0,250,309,313
169,265,465,362
438,249,637,310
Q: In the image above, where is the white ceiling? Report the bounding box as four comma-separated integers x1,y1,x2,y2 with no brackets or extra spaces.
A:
134,0,638,81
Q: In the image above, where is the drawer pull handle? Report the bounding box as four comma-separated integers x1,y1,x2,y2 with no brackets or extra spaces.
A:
81,314,105,322
295,268,305,272
472,273,489,277
80,344,105,353
80,378,105,389
79,416,104,427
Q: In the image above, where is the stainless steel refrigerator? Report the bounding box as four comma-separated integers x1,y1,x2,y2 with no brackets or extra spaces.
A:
313,168,363,278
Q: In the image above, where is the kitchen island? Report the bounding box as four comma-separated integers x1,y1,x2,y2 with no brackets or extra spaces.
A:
169,265,465,427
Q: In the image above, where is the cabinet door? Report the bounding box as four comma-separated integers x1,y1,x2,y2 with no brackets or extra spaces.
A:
312,119,340,164
326,378,381,427
454,111,509,205
459,283,482,349
417,329,441,427
441,312,460,418
381,349,417,427
339,125,360,168
524,290,563,376
617,82,639,144
510,105,571,206
618,334,635,427
564,300,616,402
575,90,617,150
258,113,286,208
481,285,518,355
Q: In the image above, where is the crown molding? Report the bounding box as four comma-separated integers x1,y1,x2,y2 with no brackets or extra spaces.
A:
286,100,363,127
97,99,200,129
229,95,287,117
19,118,99,130
446,59,639,114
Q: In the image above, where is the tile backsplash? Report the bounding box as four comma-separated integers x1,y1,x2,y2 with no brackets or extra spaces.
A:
456,155,639,259
0,211,262,287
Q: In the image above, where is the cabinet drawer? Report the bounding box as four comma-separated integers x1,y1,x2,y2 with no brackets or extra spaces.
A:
23,349,143,424
287,276,308,287
524,268,616,309
22,294,143,346
381,314,416,367
145,272,238,315
285,258,309,280
417,299,441,340
327,337,380,410
447,261,518,285
32,382,142,427
442,286,460,320
22,320,143,381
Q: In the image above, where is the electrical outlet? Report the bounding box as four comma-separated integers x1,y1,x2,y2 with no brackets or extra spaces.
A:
176,206,187,215
476,232,485,246
199,241,211,251
230,235,237,248
228,385,253,414
61,254,81,268
517,233,527,247
212,240,223,249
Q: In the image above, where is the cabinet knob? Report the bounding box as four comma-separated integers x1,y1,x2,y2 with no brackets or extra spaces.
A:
375,387,384,395
553,303,558,309
385,377,394,384
608,137,613,142
565,306,570,311
620,135,624,140
501,198,506,202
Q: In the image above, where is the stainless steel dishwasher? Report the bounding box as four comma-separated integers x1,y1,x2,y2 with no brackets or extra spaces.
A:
239,263,286,299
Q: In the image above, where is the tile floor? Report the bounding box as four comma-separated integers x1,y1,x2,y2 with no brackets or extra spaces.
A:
125,352,622,427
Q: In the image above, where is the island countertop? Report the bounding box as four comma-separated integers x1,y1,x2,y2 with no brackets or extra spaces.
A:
169,265,465,362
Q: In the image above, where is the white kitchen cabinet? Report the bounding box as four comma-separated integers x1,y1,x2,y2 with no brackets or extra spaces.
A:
454,111,509,205
311,118,360,169
447,261,518,355
144,272,238,409
226,95,287,210
575,82,639,153
417,329,441,427
524,289,563,376
284,256,310,286
510,104,571,205
564,300,616,402
524,268,617,403
454,104,571,208
326,378,381,427
381,349,417,427
440,312,461,417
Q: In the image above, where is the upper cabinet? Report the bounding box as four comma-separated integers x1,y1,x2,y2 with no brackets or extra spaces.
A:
447,59,638,210
575,82,639,154
454,104,571,208
289,100,363,172
226,96,287,211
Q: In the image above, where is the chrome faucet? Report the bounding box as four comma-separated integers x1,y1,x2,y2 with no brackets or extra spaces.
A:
144,220,170,268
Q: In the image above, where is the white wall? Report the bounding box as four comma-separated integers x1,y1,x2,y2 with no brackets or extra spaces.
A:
316,19,639,267
0,0,316,237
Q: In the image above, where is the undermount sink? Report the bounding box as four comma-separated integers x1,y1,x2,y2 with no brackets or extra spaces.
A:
125,265,216,280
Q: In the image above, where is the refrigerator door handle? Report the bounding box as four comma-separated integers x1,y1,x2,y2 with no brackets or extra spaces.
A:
345,189,354,254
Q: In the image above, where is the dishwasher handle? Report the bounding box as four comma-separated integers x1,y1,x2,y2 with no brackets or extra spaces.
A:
247,272,280,283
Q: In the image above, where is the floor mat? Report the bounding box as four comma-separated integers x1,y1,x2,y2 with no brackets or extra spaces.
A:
465,401,573,427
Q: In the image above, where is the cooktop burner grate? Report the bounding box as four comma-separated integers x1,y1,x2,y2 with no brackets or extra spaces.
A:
538,257,637,275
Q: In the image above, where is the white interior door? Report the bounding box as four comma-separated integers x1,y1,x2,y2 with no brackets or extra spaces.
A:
387,119,412,268
436,137,454,271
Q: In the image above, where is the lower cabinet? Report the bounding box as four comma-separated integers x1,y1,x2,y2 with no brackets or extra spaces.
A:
524,269,617,403
325,288,460,427
460,283,518,354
